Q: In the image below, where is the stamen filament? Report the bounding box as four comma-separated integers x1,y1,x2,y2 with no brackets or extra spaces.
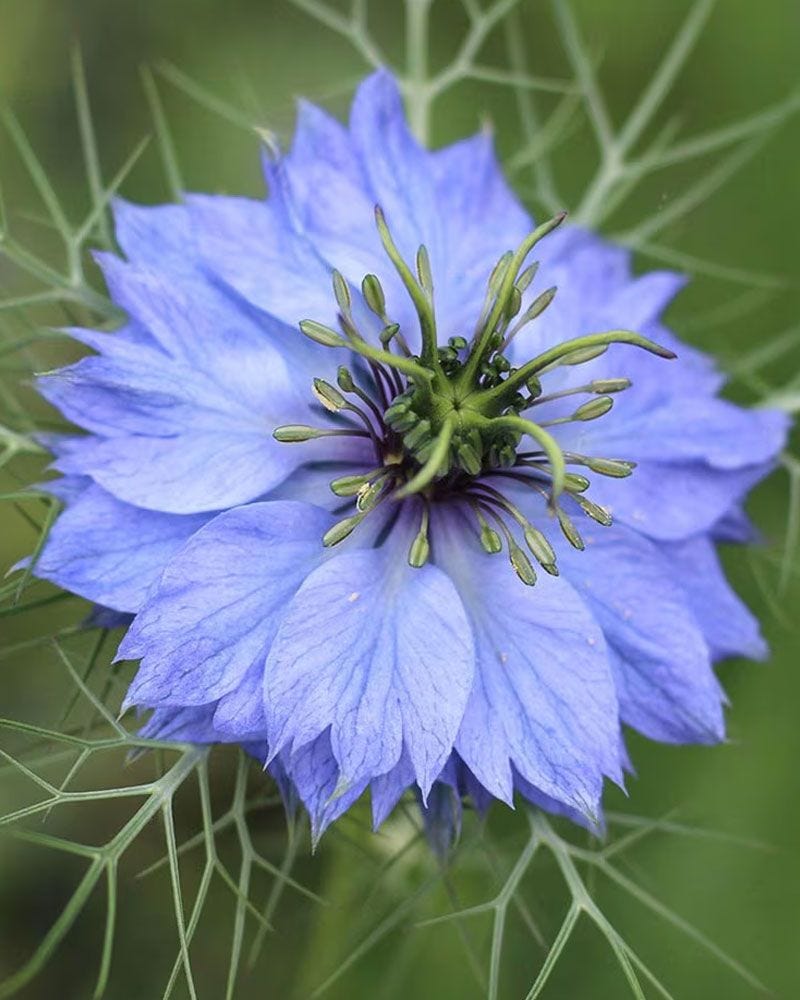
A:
273,425,371,443
299,319,433,384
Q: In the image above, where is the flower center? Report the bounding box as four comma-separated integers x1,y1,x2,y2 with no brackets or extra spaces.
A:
274,209,675,584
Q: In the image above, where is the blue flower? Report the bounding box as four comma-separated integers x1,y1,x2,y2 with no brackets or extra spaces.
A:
34,71,788,843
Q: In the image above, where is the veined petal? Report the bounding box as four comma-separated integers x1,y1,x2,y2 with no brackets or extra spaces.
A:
35,479,210,612
584,459,778,541
568,398,788,471
265,515,475,797
349,71,443,272
435,509,620,821
662,533,767,662
119,501,334,707
555,520,726,744
283,731,368,846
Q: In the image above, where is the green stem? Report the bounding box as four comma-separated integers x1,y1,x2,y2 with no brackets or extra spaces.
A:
405,0,433,145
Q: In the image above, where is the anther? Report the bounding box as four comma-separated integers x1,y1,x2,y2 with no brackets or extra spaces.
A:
408,505,431,568
273,424,369,442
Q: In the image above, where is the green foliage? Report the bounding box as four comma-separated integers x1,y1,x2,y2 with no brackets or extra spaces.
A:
0,1,797,997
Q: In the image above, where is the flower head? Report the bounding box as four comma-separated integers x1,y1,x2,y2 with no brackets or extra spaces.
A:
35,71,787,842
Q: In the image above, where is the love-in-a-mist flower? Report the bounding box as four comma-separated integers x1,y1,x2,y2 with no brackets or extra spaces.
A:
34,71,787,843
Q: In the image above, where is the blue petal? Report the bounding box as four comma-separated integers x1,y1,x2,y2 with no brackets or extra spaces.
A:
38,268,354,512
119,501,334,707
584,459,778,541
212,660,268,741
571,399,788,471
435,509,620,821
418,782,463,859
111,198,194,273
265,515,475,796
555,520,725,744
514,769,600,833
283,731,368,845
370,748,415,828
349,71,443,272
184,192,339,332
36,479,210,612
426,130,531,340
661,533,767,662
138,705,220,743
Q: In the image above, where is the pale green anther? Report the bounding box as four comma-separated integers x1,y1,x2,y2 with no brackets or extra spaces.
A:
505,285,557,345
323,512,365,548
509,543,537,586
408,505,431,568
356,478,386,513
494,354,511,373
380,323,401,347
505,285,522,320
384,398,410,420
558,343,609,366
574,396,614,421
557,508,585,550
273,424,329,442
526,375,542,398
574,494,613,526
408,531,430,567
449,335,468,350
564,472,591,492
438,346,458,363
312,378,347,412
404,418,432,450
388,410,419,432
488,250,514,293
456,441,483,476
516,261,539,294
498,443,517,468
590,378,631,394
299,319,347,348
416,245,434,297
336,367,357,394
330,471,377,497
332,269,351,315
523,525,557,569
584,456,635,478
480,524,503,554
361,273,386,317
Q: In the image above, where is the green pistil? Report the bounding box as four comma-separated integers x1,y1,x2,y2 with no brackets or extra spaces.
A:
273,208,676,579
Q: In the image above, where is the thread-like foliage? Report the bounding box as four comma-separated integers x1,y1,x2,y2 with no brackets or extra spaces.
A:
0,2,796,996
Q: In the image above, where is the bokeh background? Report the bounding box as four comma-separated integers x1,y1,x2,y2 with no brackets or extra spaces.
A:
0,1,798,997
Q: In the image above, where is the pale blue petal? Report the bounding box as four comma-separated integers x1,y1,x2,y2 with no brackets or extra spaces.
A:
662,533,767,662
284,731,368,845
555,520,726,744
265,513,475,796
36,480,210,612
119,501,334,706
435,509,620,821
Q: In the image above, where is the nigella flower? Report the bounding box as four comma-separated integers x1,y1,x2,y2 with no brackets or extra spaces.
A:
33,71,787,843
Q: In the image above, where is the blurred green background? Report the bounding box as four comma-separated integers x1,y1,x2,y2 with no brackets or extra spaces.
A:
0,1,798,997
